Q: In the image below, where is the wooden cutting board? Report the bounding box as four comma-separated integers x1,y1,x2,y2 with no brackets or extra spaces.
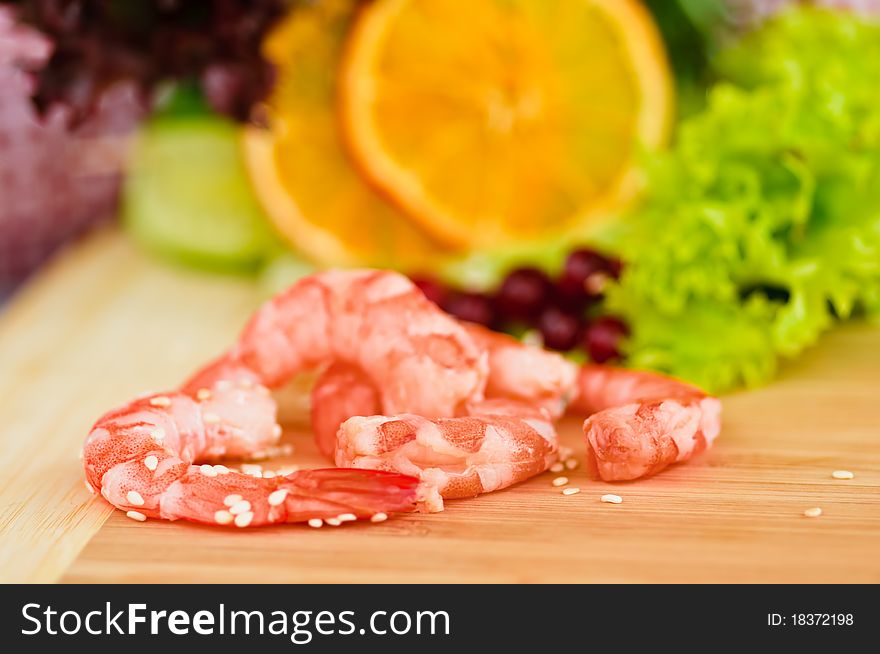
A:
1,229,878,583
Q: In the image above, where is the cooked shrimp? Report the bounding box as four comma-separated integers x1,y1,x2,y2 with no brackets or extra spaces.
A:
185,269,487,417
82,381,424,527
326,355,721,489
200,273,570,505
316,311,721,494
311,323,572,504
336,400,558,504
84,269,483,525
461,323,576,419
311,363,379,460
571,365,721,481
83,267,723,528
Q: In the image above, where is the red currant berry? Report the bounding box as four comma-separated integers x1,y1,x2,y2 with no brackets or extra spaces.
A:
583,316,629,363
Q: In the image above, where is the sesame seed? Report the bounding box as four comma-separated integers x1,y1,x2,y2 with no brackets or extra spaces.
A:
262,470,276,479
84,481,95,495
240,463,262,474
269,443,294,457
229,500,252,516
126,490,145,506
151,427,165,443
550,462,564,473
213,464,230,475
144,455,158,471
370,513,388,523
804,507,823,518
338,513,357,522
326,518,342,526
562,487,581,496
565,458,579,470
308,518,323,528
223,494,243,507
552,476,569,487
600,494,623,504
559,446,574,460
214,510,233,525
149,396,171,408
203,412,220,425
252,450,268,460
268,489,288,506
234,511,254,528
196,388,212,401
832,470,854,480
272,425,283,440
200,464,217,477
126,510,147,522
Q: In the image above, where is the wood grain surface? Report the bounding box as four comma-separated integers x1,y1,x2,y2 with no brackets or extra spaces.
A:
1,229,878,583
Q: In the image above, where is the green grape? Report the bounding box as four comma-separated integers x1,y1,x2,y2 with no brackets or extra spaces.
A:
123,114,278,272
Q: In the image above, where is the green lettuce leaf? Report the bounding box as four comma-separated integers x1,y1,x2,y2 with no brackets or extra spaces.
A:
609,8,880,393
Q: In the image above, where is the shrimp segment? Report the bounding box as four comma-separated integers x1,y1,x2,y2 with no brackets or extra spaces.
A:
572,365,722,481
462,324,576,419
311,363,379,459
336,401,557,505
83,381,424,526
187,269,486,417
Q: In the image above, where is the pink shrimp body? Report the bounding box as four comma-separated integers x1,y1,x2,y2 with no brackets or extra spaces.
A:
462,324,577,419
336,400,557,506
311,363,379,460
188,269,487,417
313,323,573,505
572,365,722,481
83,380,423,526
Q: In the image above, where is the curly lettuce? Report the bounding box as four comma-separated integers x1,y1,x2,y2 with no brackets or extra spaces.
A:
608,8,880,393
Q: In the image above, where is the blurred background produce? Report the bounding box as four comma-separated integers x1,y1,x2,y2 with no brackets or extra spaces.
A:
242,0,448,271
124,95,279,271
0,6,142,297
610,6,880,390
1,0,878,393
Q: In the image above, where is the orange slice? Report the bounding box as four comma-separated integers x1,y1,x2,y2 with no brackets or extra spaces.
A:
339,0,673,249
243,0,446,269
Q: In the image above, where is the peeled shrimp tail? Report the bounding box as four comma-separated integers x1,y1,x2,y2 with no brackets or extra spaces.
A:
83,385,423,527
161,468,423,526
571,365,722,481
